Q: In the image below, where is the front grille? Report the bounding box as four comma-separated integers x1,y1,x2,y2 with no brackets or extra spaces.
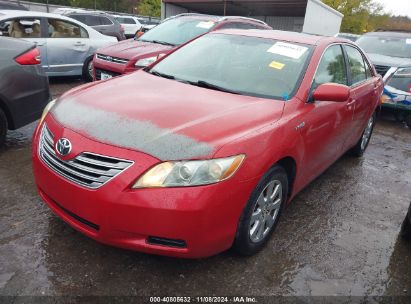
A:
95,68,121,80
374,65,390,77
39,124,133,189
96,53,128,64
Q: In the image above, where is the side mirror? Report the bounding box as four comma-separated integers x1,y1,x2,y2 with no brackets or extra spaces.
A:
312,83,350,102
136,31,144,38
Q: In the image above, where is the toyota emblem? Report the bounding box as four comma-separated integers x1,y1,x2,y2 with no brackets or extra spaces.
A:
56,138,72,156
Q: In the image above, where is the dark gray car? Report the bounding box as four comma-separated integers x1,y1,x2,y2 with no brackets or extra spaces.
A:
401,203,411,240
65,12,126,41
0,37,49,146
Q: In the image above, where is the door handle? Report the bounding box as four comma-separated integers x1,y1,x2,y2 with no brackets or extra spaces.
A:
34,41,45,46
74,42,85,46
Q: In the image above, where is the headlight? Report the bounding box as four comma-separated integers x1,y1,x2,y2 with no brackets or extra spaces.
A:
135,56,158,68
133,155,245,188
395,67,411,77
39,99,56,125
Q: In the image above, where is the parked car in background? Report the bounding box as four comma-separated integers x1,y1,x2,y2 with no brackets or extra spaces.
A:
0,10,117,81
337,32,360,42
135,24,157,38
33,30,382,258
93,13,272,80
401,203,411,240
113,14,142,38
357,31,411,128
0,0,28,10
62,11,126,41
0,37,49,146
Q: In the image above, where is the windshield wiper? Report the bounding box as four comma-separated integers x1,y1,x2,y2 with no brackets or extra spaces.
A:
192,80,241,95
149,70,175,80
151,40,176,46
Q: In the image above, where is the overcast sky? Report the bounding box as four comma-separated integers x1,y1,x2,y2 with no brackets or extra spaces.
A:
376,0,411,17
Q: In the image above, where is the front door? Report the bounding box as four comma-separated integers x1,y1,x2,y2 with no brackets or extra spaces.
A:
45,18,91,76
298,44,354,183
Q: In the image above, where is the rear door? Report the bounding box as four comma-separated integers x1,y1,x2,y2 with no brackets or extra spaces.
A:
45,17,91,76
0,17,48,71
343,45,379,149
299,44,354,182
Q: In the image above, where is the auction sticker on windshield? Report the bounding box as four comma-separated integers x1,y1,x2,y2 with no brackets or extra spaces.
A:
267,42,308,59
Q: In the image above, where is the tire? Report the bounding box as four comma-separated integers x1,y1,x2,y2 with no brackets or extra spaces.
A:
350,112,376,157
82,56,94,82
393,111,404,122
233,165,288,256
0,108,8,147
405,114,411,129
401,216,411,241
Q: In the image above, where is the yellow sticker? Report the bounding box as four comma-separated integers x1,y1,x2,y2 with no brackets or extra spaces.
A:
269,61,285,70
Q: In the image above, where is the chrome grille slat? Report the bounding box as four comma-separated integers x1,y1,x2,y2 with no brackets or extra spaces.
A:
96,54,128,64
39,124,133,189
76,154,130,169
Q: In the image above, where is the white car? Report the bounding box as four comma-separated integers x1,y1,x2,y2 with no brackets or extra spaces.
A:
113,15,142,38
0,10,117,81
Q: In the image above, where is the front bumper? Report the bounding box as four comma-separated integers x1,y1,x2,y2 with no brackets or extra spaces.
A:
32,116,257,258
93,56,137,81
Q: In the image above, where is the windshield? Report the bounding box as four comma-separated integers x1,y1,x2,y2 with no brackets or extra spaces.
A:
357,35,411,58
138,17,216,46
149,34,312,100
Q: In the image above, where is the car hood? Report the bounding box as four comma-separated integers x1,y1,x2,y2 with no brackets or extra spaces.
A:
367,53,411,68
51,71,285,161
97,39,174,61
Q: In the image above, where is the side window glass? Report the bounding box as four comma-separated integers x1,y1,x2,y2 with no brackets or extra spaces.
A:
48,19,88,38
99,17,112,25
85,15,101,26
1,18,41,38
313,45,347,87
345,46,367,85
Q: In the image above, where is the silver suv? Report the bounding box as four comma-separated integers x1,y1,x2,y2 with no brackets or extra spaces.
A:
65,11,126,41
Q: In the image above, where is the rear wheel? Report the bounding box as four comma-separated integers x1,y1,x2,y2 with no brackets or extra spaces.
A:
0,108,8,147
350,112,376,157
233,165,288,256
405,114,411,129
82,56,94,82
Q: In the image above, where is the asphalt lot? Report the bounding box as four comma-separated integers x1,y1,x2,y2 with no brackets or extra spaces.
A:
0,77,410,298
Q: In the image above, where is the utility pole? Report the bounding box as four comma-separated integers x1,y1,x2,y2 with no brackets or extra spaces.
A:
94,0,97,10
223,0,227,16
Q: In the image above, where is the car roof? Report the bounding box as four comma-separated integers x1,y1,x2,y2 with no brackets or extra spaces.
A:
168,13,269,27
210,29,348,46
363,31,411,38
0,9,80,20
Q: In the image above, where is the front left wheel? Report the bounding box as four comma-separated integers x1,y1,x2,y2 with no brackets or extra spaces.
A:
233,165,288,256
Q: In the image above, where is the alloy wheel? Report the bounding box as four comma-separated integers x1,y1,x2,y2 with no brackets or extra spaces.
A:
249,180,282,243
88,60,94,79
361,115,374,150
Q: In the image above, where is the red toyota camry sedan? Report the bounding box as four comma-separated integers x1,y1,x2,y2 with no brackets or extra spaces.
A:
33,29,383,258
